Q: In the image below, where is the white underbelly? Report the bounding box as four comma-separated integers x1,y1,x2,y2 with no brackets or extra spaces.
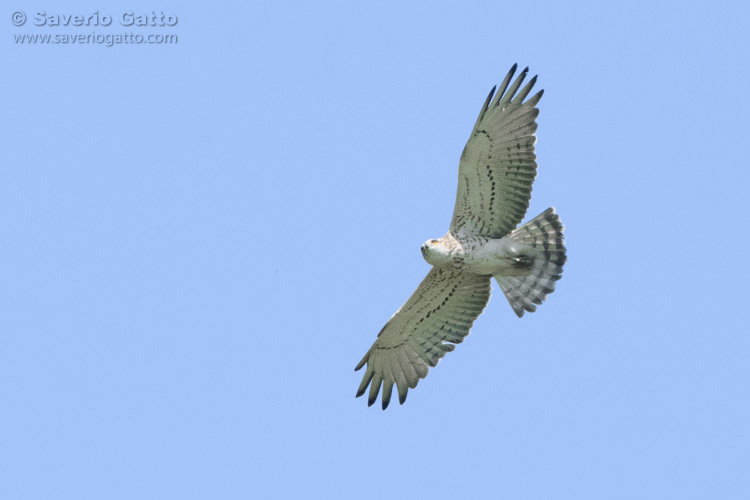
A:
461,237,534,276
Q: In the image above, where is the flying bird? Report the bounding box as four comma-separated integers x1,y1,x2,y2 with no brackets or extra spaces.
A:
355,64,567,409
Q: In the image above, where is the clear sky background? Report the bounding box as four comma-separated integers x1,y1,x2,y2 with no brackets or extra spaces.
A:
3,1,749,499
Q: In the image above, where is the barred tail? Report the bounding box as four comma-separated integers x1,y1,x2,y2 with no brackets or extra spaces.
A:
496,207,567,317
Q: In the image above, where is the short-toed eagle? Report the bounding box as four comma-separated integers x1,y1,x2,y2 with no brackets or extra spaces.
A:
356,64,567,409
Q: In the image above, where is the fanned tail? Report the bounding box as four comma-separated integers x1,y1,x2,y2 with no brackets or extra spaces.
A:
496,207,566,317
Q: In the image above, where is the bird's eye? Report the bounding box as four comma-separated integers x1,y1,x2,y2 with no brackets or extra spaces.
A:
431,239,439,244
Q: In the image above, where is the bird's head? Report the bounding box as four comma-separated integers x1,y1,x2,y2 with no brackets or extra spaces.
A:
421,235,461,267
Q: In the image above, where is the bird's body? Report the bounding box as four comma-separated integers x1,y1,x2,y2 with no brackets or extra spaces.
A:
356,64,567,409
423,233,535,276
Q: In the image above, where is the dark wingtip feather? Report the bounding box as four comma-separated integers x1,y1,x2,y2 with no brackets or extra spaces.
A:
515,74,539,103
354,354,367,371
399,390,408,405
517,67,530,89
473,84,497,129
482,85,496,115
367,376,381,407
527,75,538,93
355,365,374,398
497,65,531,107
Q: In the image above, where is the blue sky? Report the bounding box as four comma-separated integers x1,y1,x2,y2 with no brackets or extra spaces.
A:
3,1,749,498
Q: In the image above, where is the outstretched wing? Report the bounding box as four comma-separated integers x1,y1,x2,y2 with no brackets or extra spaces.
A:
355,268,491,409
450,64,543,239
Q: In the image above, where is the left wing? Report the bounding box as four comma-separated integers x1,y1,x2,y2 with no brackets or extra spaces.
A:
355,268,491,409
450,64,543,239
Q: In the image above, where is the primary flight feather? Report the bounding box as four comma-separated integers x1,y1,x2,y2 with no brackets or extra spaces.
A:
356,64,567,409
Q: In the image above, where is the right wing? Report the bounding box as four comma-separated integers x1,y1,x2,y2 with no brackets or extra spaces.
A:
355,268,491,409
450,64,543,239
